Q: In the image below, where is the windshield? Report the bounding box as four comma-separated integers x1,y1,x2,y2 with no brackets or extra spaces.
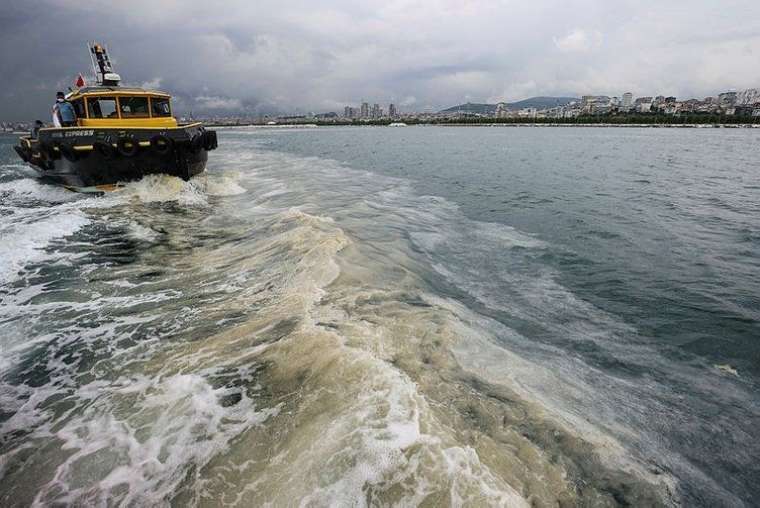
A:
87,97,118,118
119,96,150,118
151,97,172,117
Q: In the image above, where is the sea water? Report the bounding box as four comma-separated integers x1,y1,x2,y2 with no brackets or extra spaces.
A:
0,126,758,506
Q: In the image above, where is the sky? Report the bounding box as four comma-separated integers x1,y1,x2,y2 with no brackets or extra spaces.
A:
1,0,760,120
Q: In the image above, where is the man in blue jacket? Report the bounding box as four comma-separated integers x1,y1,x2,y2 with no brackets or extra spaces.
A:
52,91,76,127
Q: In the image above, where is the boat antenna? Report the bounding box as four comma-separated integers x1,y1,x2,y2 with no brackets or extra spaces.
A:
88,42,121,86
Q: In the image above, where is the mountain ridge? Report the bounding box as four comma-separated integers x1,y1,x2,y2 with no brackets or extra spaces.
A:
440,96,578,114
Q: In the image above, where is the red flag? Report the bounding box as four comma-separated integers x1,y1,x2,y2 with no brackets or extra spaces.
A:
75,74,85,88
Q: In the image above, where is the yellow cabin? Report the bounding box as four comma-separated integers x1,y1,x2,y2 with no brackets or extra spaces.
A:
66,87,178,129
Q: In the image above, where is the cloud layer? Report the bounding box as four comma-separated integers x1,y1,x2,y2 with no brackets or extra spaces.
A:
1,0,760,120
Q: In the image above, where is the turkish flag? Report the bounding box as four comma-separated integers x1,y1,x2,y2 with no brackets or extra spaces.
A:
75,74,85,87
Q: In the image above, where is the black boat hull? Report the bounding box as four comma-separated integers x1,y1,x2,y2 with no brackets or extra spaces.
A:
14,123,217,192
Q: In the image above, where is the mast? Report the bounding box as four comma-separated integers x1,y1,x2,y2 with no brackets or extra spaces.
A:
88,42,121,86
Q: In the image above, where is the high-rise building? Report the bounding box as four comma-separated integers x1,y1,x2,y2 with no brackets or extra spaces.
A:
344,106,352,118
388,103,397,118
371,103,381,119
360,102,369,119
622,92,633,111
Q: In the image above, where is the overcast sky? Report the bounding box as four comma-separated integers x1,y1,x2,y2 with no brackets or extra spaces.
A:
1,0,760,120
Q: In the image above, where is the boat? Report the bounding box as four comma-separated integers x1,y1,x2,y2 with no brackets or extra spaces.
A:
13,43,218,192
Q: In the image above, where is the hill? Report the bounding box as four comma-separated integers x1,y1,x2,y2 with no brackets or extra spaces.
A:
438,103,497,115
439,96,578,114
508,96,578,110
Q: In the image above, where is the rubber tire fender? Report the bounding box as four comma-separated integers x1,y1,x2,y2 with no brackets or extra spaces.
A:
116,137,139,157
202,130,218,151
94,140,116,159
189,133,204,153
13,145,30,163
150,134,174,155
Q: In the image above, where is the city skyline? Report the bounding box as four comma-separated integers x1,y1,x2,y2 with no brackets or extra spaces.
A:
311,87,760,121
3,86,759,130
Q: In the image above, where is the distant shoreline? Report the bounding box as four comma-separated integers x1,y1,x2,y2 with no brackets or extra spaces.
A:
206,122,760,129
434,123,760,128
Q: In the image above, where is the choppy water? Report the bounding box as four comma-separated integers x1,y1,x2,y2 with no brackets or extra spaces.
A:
0,126,758,507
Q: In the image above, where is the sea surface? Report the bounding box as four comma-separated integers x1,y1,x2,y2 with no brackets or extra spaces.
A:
0,126,758,507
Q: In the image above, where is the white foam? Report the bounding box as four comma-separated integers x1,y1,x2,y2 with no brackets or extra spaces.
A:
289,338,529,508
0,210,89,284
0,177,80,202
126,221,161,242
715,364,739,377
33,372,280,506
118,174,208,205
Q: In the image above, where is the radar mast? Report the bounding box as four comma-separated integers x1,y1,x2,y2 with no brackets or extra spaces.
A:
88,42,121,86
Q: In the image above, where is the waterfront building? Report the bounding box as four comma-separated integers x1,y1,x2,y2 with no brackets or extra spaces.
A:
634,97,653,113
581,96,611,114
517,107,537,118
495,102,510,118
371,103,381,119
344,106,360,119
388,103,397,118
622,92,633,111
360,102,370,119
680,99,699,113
734,105,757,116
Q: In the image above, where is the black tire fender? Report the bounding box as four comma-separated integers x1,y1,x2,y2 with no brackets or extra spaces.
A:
188,133,204,153
116,138,139,157
202,130,218,151
150,134,174,155
94,141,116,159
13,145,30,162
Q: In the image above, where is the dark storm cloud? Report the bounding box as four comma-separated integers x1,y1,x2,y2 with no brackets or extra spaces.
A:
1,0,760,121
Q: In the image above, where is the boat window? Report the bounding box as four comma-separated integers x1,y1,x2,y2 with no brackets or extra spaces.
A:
119,96,150,118
87,97,119,118
71,99,86,118
151,97,171,117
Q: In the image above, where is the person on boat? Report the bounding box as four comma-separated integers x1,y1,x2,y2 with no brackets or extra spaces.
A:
30,120,44,139
52,92,76,127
